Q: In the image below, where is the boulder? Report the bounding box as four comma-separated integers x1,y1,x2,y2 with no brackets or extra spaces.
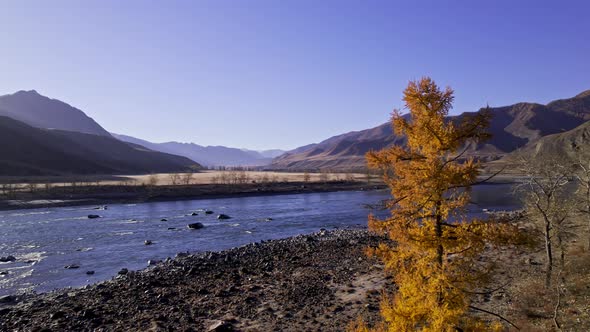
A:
87,214,100,219
148,260,161,266
187,222,204,230
144,240,153,245
217,214,231,220
0,295,15,304
0,256,16,263
207,320,234,332
50,311,66,320
205,210,214,214
64,264,80,269
86,270,95,275
160,218,168,222
191,212,198,216
118,268,129,275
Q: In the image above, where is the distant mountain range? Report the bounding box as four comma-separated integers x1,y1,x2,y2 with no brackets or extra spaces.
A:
112,134,285,167
272,90,590,170
3,88,590,175
0,89,288,174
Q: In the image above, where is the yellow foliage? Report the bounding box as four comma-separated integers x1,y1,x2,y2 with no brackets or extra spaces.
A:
361,77,525,331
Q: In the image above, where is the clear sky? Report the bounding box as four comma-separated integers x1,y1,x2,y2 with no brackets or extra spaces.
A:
1,1,589,150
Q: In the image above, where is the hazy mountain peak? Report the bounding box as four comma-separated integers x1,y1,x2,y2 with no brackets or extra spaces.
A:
112,133,283,167
13,89,40,96
0,90,111,137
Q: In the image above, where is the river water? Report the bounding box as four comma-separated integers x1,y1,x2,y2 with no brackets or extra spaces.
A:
0,185,519,296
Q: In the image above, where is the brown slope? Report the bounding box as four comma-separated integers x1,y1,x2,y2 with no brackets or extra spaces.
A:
500,119,590,164
271,90,590,171
0,116,200,176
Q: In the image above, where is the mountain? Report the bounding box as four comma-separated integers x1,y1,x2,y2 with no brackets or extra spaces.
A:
500,119,590,164
272,90,590,170
0,90,110,136
112,134,280,167
242,149,286,159
0,116,200,176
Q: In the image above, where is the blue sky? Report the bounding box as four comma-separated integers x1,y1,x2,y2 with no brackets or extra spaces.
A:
1,1,589,150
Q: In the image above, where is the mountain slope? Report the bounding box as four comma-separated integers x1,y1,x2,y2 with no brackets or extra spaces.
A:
0,116,200,176
0,90,110,136
501,119,590,164
272,90,590,170
112,134,279,167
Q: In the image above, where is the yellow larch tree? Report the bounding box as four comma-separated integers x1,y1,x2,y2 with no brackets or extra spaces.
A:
358,78,527,331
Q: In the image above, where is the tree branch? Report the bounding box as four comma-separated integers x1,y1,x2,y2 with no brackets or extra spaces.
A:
468,305,519,330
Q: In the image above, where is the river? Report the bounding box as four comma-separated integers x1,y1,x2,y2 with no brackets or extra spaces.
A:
0,185,519,296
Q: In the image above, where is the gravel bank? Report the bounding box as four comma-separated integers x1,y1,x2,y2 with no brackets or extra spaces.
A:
0,229,394,331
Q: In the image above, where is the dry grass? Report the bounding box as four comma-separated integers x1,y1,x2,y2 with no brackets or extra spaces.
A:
487,215,590,331
125,170,368,186
0,171,373,194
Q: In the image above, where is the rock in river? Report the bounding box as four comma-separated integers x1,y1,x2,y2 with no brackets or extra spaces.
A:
87,215,100,219
217,214,231,220
148,260,161,266
187,222,204,230
0,295,15,304
0,256,16,263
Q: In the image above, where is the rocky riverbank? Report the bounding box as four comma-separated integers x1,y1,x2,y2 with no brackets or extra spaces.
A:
0,229,394,331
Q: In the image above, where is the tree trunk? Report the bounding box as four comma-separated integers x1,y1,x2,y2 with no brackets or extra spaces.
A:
435,201,444,267
557,233,565,270
435,201,444,306
544,218,553,288
587,188,590,250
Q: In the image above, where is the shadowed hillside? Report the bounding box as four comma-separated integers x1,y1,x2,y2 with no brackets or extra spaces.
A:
500,119,590,164
0,116,200,176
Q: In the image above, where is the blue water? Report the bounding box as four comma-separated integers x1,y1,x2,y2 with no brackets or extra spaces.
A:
0,186,519,296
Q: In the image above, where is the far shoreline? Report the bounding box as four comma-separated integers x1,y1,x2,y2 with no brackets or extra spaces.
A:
0,181,388,212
